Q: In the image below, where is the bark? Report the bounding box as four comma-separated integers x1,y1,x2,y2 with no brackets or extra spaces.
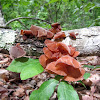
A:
0,26,100,57
63,26,100,56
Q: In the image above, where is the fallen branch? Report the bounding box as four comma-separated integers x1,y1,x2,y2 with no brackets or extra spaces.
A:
5,17,51,26
17,19,29,30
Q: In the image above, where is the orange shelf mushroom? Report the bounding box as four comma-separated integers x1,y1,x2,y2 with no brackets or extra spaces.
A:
39,40,85,82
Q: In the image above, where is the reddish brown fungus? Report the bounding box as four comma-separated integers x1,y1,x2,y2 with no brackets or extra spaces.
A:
44,39,54,45
20,30,33,36
43,47,53,59
44,40,59,52
69,32,77,39
39,40,85,82
56,55,81,68
46,61,67,76
49,22,61,34
47,31,54,38
9,43,26,59
37,29,47,37
64,67,85,82
30,25,40,36
39,54,48,68
72,51,80,57
53,32,66,41
57,42,70,55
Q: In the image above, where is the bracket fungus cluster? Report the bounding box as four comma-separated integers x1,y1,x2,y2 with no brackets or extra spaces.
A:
39,39,85,82
20,22,66,41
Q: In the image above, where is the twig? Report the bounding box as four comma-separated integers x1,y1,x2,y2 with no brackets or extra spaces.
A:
5,17,51,26
17,19,29,30
0,26,11,29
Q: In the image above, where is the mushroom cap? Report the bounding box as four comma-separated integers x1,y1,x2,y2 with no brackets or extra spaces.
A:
21,30,32,35
37,28,47,37
46,61,67,76
49,22,61,34
39,54,54,68
57,42,70,55
69,32,76,39
44,39,54,45
9,43,26,59
72,51,80,57
30,25,40,36
51,22,60,27
49,28,57,34
20,30,24,35
45,55,85,82
64,67,85,82
53,31,66,40
43,47,53,59
46,60,85,82
44,40,59,52
68,45,76,56
55,55,81,68
47,31,54,38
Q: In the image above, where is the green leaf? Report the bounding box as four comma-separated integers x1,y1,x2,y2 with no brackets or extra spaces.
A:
30,79,59,100
92,65,100,70
77,80,86,89
57,81,79,100
84,65,94,69
7,57,44,80
7,57,30,73
55,75,64,81
20,60,44,80
84,2,95,12
48,0,59,4
83,73,90,80
74,0,81,8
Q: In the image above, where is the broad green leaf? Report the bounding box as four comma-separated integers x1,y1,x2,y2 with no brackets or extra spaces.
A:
57,81,79,100
7,57,30,73
84,65,94,69
7,57,44,80
20,60,44,80
30,79,59,100
83,73,90,80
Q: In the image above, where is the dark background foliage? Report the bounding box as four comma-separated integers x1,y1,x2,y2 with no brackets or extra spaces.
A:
0,0,100,30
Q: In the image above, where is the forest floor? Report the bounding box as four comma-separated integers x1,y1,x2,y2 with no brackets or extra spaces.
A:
0,53,100,100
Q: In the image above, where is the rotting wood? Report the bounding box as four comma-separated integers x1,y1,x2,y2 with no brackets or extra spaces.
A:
0,26,100,57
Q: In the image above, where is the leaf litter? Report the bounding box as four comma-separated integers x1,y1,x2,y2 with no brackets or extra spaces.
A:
0,53,100,100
